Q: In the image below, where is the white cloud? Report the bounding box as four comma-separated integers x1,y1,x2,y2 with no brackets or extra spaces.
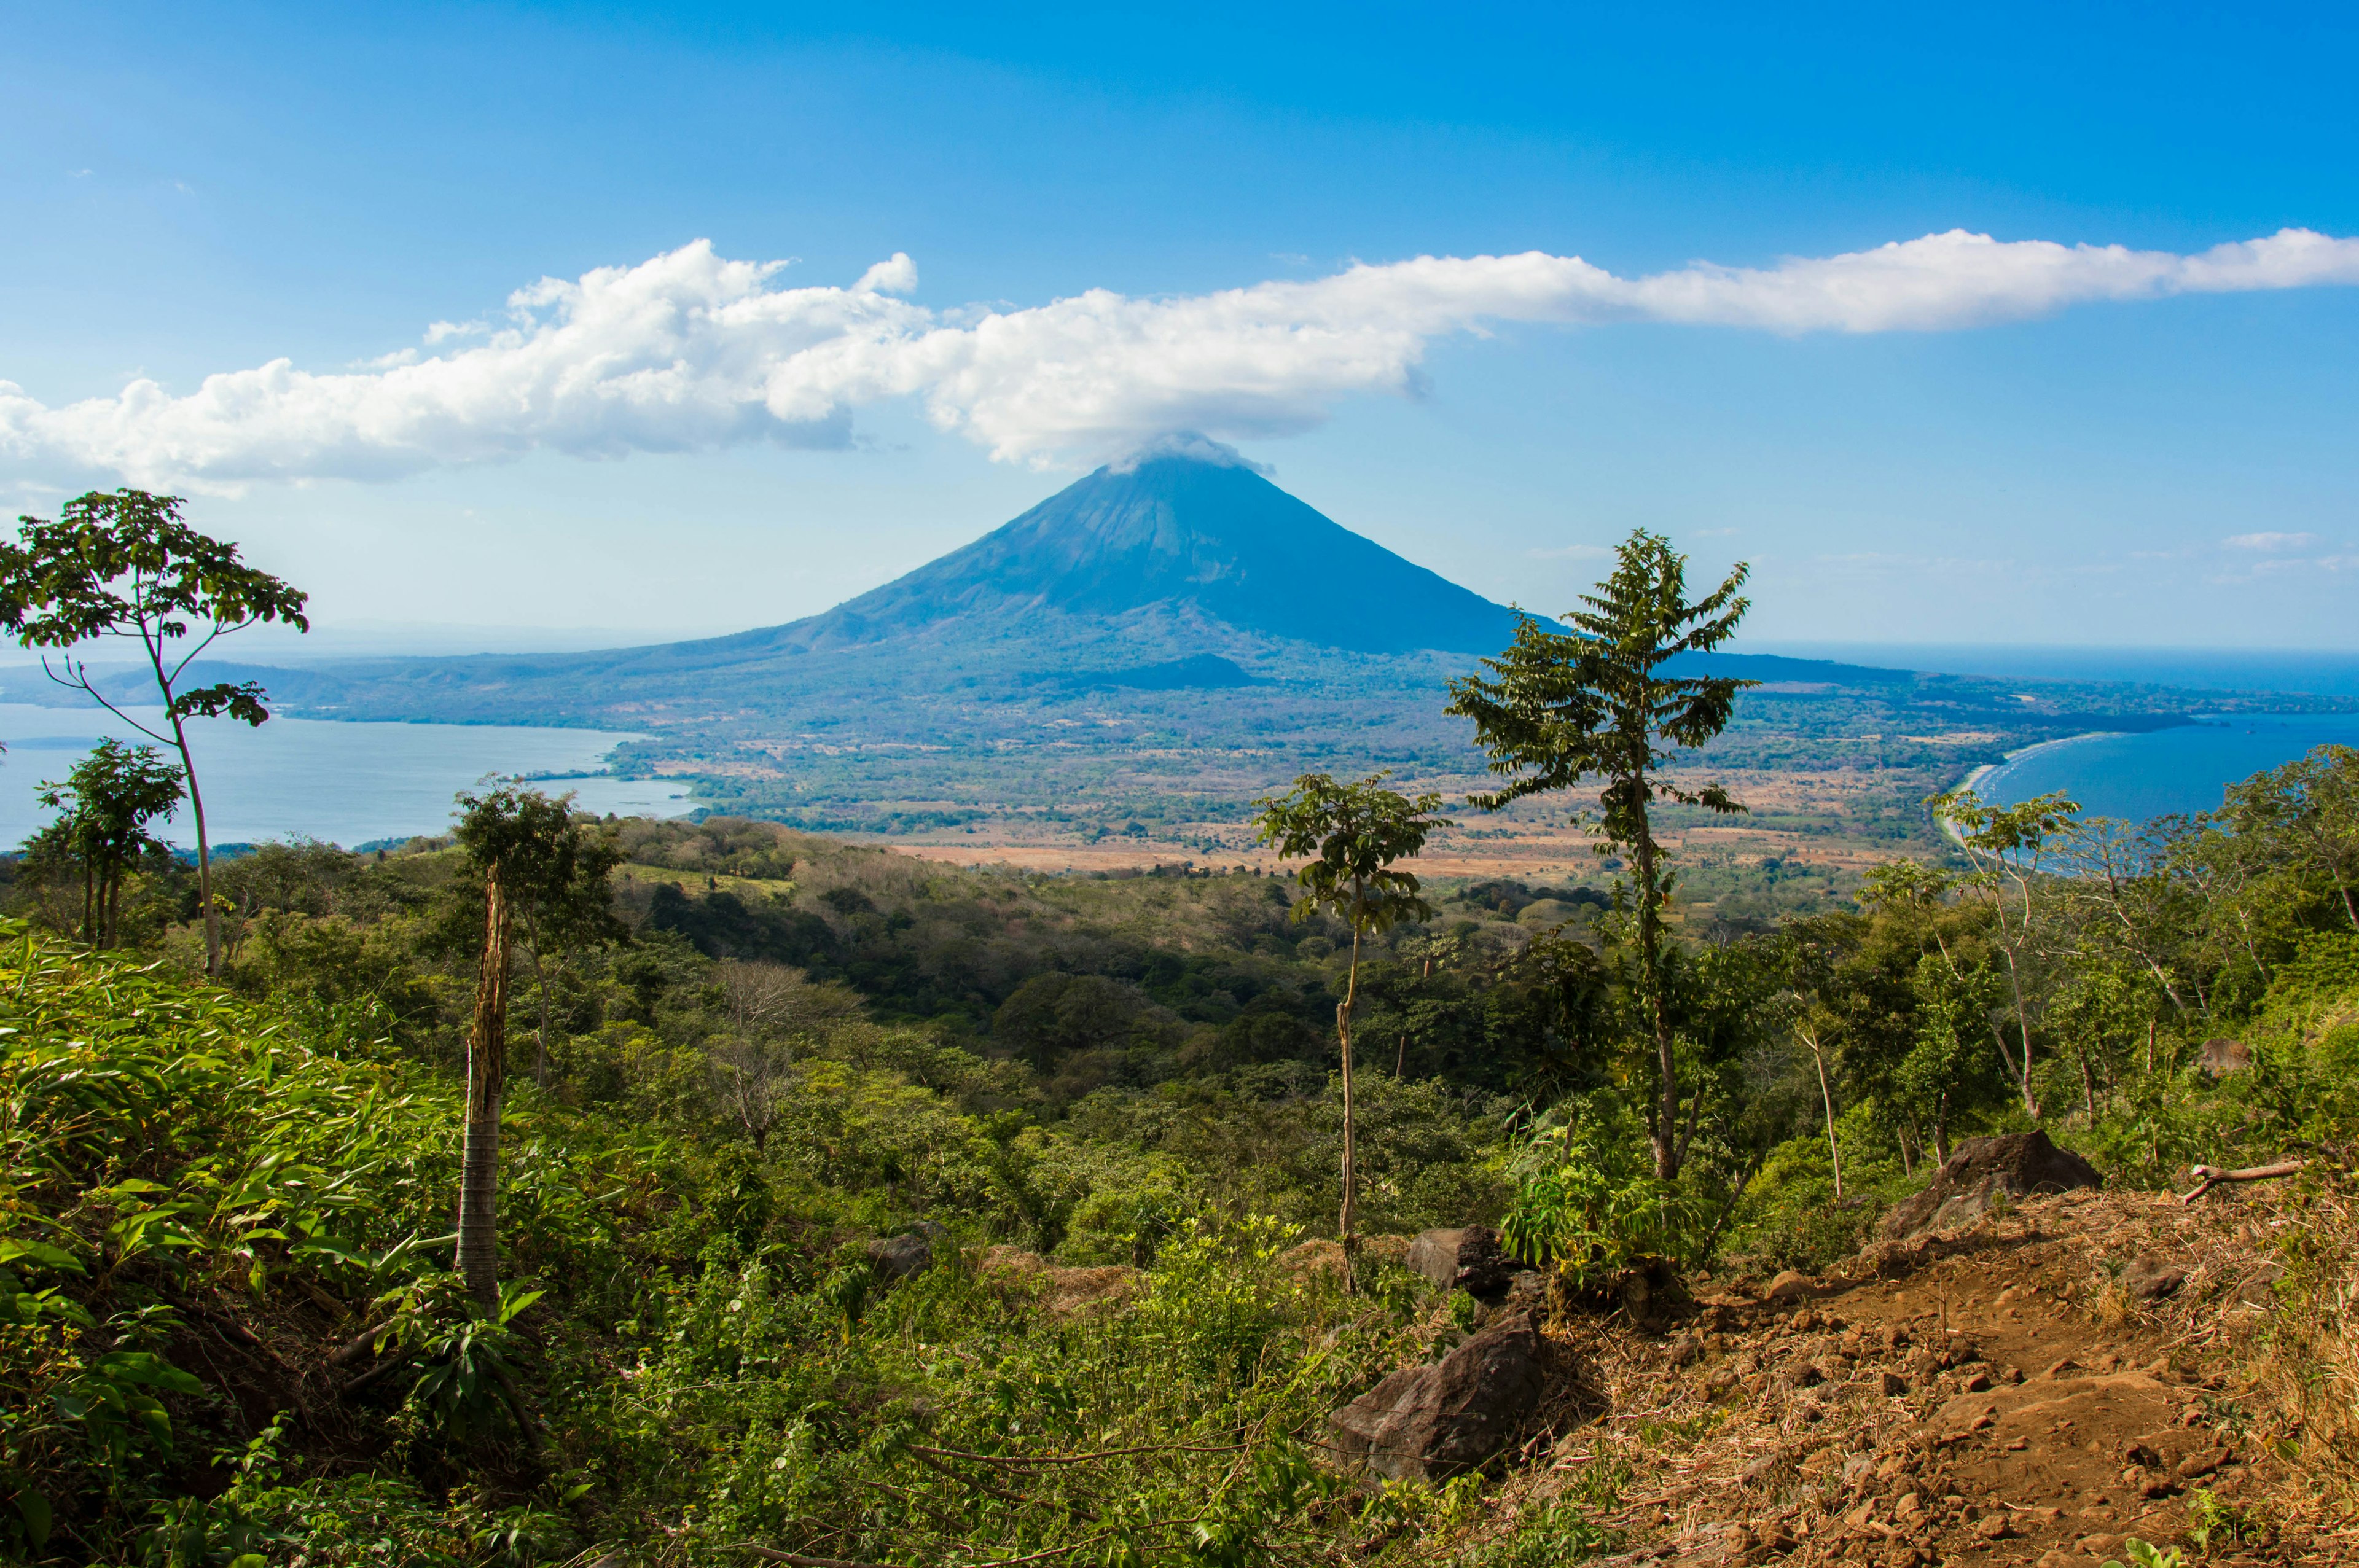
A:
6,227,2359,486
2223,531,2319,550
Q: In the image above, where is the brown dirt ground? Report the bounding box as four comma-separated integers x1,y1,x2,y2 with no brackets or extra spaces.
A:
1460,1184,2348,1567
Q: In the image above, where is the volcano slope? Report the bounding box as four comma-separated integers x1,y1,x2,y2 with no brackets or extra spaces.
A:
1415,1180,2349,1567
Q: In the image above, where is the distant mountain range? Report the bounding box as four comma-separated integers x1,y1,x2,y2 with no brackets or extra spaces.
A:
22,442,1970,726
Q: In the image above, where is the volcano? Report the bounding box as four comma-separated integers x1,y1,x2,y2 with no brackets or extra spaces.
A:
187,442,1529,728
775,441,1520,656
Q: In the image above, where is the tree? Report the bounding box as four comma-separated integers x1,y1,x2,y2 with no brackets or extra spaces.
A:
2221,744,2359,934
0,491,308,975
708,961,862,1150
1927,787,2078,1121
1446,529,1753,1180
23,739,184,946
449,783,621,1307
1253,771,1448,1254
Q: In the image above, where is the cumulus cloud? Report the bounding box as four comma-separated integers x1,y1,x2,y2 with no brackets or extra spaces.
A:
4,227,2358,486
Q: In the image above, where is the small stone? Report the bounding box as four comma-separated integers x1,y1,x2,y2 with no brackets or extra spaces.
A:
2043,1357,2080,1379
1788,1362,1826,1389
1973,1513,2013,1539
2176,1448,2225,1479
1892,1492,1922,1521
1767,1269,1814,1303
1880,1370,1909,1396
2079,1535,2126,1558
2122,1255,2186,1301
1962,1371,1992,1392
2121,1441,2161,1467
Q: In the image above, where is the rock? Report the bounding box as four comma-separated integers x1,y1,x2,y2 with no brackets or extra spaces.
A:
1880,1370,1909,1397
867,1220,950,1279
1972,1513,2013,1540
1785,1362,1825,1389
1962,1371,1992,1393
2197,1036,2252,1077
1667,1331,1704,1367
2176,1448,2226,1479
2122,1256,2185,1301
1878,1131,2103,1239
1403,1225,1519,1297
2078,1534,2125,1559
1327,1311,1546,1481
1766,1269,1814,1303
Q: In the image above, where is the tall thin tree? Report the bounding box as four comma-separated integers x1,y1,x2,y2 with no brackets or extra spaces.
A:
1253,771,1447,1258
1446,529,1753,1181
0,491,308,975
448,783,618,1307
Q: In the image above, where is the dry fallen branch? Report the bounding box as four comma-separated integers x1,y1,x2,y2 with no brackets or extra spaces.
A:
2183,1160,2307,1203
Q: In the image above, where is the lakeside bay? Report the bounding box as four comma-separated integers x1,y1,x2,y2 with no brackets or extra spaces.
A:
0,701,692,849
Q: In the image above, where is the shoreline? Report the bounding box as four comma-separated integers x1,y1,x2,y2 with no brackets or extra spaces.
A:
1944,728,2122,845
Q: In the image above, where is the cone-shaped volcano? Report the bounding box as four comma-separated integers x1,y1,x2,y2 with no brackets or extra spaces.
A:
784,439,1520,656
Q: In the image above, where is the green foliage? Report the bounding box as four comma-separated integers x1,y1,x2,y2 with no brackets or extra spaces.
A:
2098,1540,2185,1568
1500,1095,1702,1288
2185,1488,2263,1553
1253,771,1450,937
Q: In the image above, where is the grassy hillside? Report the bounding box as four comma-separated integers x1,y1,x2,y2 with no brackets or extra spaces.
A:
4,745,2358,1564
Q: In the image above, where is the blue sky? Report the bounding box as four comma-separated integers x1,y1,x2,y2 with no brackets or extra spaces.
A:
2,2,2356,651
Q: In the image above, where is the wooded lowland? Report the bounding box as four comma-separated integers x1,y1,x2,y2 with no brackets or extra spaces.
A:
2,535,2357,1567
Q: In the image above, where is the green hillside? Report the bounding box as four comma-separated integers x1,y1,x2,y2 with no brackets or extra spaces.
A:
4,739,2358,1563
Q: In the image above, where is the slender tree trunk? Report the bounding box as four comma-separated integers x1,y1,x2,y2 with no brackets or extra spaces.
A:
81,852,95,944
1337,914,1361,1266
2341,882,2358,934
1804,1031,1843,1199
1633,816,1678,1180
1998,945,2040,1120
105,860,123,948
455,868,511,1309
2076,1039,2098,1124
163,709,222,977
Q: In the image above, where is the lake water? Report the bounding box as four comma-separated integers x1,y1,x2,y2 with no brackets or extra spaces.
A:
0,701,695,850
1973,713,2359,824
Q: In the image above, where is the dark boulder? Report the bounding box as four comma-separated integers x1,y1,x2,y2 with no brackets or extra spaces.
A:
1404,1225,1519,1297
1328,1311,1547,1482
867,1220,950,1280
1877,1131,2102,1241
